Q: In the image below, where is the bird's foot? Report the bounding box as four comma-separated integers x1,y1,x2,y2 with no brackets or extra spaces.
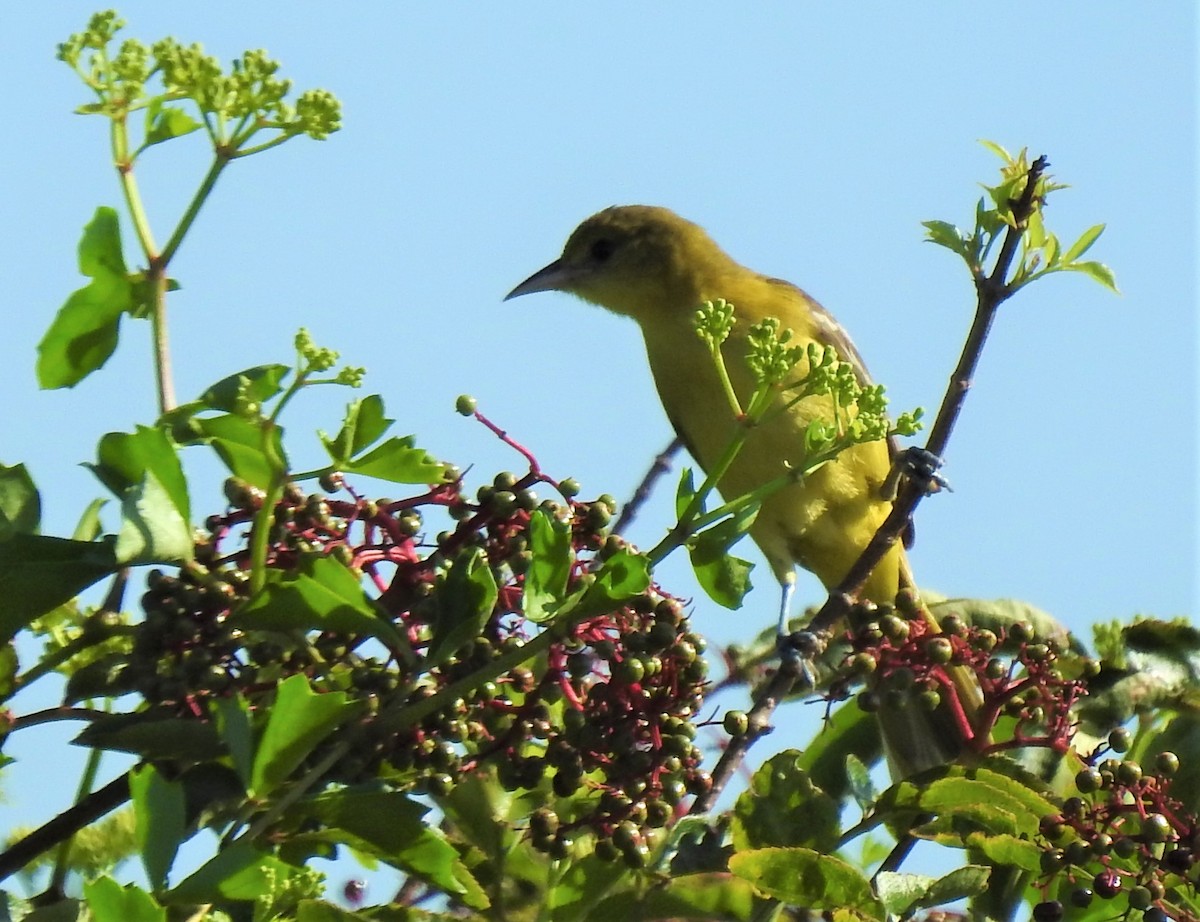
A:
776,629,825,692
894,447,953,495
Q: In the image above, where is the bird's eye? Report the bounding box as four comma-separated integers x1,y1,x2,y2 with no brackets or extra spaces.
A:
589,238,615,262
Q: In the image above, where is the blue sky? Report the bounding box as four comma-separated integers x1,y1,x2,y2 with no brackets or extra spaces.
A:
2,2,1196,899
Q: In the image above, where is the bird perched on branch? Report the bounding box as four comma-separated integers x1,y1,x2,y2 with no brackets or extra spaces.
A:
506,205,974,774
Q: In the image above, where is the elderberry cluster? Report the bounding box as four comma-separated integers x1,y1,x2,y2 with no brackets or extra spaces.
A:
1032,739,1199,922
120,463,710,859
836,591,1095,758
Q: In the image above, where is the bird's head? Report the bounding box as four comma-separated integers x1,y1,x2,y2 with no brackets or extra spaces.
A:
505,205,734,320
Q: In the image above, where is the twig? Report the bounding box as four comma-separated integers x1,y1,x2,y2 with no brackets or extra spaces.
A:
0,773,130,882
614,437,684,536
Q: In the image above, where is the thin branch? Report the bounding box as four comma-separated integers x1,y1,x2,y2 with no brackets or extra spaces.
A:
614,437,683,537
0,773,130,882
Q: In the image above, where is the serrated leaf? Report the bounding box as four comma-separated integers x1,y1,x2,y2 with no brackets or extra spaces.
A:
341,435,449,484
522,509,572,622
964,831,1043,871
729,847,882,918
0,463,40,539
732,751,841,853
251,674,365,795
588,872,758,921
320,395,394,465
235,553,401,644
0,534,118,643
129,765,185,890
1063,260,1119,292
921,220,969,258
428,547,498,663
1062,223,1105,263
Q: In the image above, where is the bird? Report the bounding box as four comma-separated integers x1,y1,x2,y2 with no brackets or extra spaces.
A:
505,205,975,773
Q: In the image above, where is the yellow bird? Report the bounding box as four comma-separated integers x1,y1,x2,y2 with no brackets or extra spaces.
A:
505,205,908,607
507,206,982,775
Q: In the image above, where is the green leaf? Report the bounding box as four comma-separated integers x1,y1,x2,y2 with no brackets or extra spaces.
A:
978,139,1012,162
129,765,186,890
879,764,1056,841
77,206,128,278
675,467,698,519
83,876,164,922
688,505,756,609
197,365,290,412
0,463,41,538
844,753,876,812
732,750,841,853
874,865,990,916
113,472,194,565
88,427,192,565
922,220,969,257
341,435,449,485
251,674,365,795
522,509,572,622
191,413,283,489
589,872,758,921
75,709,224,761
38,277,133,389
73,498,107,541
320,395,394,465
143,98,202,149
1062,223,1105,263
964,831,1043,871
235,553,402,643
569,548,650,618
0,534,118,643
64,652,141,703
728,847,882,918
302,789,486,909
428,547,499,663
214,695,256,787
1062,260,1119,292
38,208,136,389
168,840,288,903
91,426,190,530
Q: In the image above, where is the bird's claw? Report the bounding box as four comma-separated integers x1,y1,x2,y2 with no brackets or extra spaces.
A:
777,629,824,691
898,447,952,494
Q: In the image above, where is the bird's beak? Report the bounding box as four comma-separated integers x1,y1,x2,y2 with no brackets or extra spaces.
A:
504,258,579,300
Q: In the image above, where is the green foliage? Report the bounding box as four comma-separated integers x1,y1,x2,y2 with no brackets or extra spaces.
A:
924,141,1118,294
1,10,1182,922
